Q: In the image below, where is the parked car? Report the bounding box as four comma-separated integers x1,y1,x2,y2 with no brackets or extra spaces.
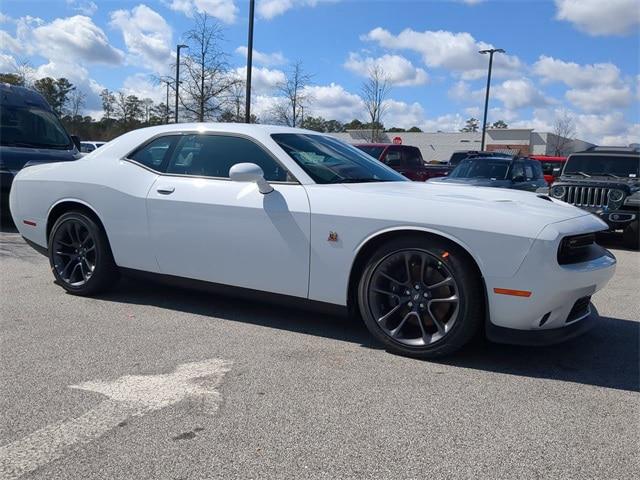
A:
548,146,639,249
10,123,615,358
0,83,81,217
80,141,107,153
354,143,436,181
530,155,566,185
428,155,547,192
422,150,514,179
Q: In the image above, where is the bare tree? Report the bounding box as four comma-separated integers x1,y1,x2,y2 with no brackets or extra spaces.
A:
180,13,239,122
100,89,116,121
550,110,576,155
272,61,312,127
69,89,87,118
361,65,390,142
142,98,154,125
12,57,35,87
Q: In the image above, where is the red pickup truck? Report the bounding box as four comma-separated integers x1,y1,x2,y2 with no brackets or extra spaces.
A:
529,155,566,185
354,144,444,181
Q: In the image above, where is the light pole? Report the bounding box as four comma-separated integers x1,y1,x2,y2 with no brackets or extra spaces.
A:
479,48,504,151
245,0,255,123
175,44,188,123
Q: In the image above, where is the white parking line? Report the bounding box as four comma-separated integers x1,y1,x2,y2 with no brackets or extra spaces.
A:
0,358,231,480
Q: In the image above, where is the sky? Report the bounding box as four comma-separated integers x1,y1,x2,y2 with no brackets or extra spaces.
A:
0,0,638,144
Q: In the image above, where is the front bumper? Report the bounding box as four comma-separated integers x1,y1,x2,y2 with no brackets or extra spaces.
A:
487,302,599,346
484,214,616,339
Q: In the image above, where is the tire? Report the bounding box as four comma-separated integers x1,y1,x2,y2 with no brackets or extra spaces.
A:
623,221,639,250
357,235,484,358
48,211,119,295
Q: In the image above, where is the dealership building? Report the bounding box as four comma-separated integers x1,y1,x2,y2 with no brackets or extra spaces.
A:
331,128,595,163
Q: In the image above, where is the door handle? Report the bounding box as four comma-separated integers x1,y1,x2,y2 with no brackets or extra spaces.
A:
156,186,175,195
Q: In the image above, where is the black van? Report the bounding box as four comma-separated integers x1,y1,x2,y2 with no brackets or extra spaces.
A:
0,83,81,217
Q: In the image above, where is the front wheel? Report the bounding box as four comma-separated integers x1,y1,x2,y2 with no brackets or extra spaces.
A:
48,211,119,295
623,222,639,250
357,236,484,358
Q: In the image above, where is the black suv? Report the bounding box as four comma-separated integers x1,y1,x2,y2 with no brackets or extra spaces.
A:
549,147,640,249
0,84,81,218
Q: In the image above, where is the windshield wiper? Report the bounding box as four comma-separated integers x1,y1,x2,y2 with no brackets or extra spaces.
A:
594,173,622,179
566,171,591,178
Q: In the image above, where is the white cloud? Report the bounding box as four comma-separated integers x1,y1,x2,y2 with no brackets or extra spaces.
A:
344,52,429,86
302,83,365,121
384,99,426,128
511,108,636,145
256,0,337,20
362,27,522,79
555,0,640,36
110,5,173,73
447,80,483,102
0,53,16,72
533,55,622,88
235,46,286,66
168,0,238,23
234,66,286,94
66,0,98,16
28,15,124,65
565,85,633,112
599,123,640,146
492,78,552,110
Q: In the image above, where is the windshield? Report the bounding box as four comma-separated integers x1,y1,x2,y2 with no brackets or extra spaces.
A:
355,145,385,160
564,154,639,178
1,105,72,150
272,134,406,184
449,158,510,179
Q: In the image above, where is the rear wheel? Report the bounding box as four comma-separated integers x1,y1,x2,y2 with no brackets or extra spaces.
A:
357,236,484,358
48,211,119,295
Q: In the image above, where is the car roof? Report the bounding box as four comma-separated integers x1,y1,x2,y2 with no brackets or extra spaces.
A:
574,146,640,155
0,83,53,111
529,155,566,161
126,123,323,137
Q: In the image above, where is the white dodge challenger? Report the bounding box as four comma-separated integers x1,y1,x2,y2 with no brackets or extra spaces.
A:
10,123,616,357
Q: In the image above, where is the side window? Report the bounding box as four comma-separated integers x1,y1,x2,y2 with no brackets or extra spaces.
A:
384,148,403,167
166,134,289,182
529,161,544,179
403,147,423,167
524,163,534,180
129,136,175,171
511,161,525,180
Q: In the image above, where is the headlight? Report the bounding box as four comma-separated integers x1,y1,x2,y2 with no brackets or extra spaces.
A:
608,189,624,203
550,185,566,199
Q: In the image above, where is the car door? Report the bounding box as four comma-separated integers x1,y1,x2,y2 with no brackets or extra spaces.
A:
145,133,311,299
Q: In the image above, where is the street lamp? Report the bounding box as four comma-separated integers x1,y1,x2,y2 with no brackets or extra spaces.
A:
479,48,504,151
245,0,255,123
175,44,189,123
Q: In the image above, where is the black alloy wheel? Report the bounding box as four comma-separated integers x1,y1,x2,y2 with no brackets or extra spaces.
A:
358,236,483,358
48,211,119,295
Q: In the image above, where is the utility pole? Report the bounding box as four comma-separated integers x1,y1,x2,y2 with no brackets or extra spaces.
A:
245,0,255,123
479,48,504,150
175,44,188,123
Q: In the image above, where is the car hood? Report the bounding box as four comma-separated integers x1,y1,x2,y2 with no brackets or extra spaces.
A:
342,181,592,226
428,176,509,187
0,146,79,171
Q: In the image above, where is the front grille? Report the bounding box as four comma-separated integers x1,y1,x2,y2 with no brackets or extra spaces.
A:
566,296,591,323
564,186,610,208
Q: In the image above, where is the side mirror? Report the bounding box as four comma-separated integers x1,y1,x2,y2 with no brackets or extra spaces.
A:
229,163,273,194
512,175,525,183
70,135,81,151
552,167,561,177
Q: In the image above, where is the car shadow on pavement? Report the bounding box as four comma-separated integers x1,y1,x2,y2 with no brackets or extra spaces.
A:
100,277,639,394
0,217,18,233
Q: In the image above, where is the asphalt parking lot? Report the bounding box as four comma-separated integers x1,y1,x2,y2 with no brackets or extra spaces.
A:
0,225,638,480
